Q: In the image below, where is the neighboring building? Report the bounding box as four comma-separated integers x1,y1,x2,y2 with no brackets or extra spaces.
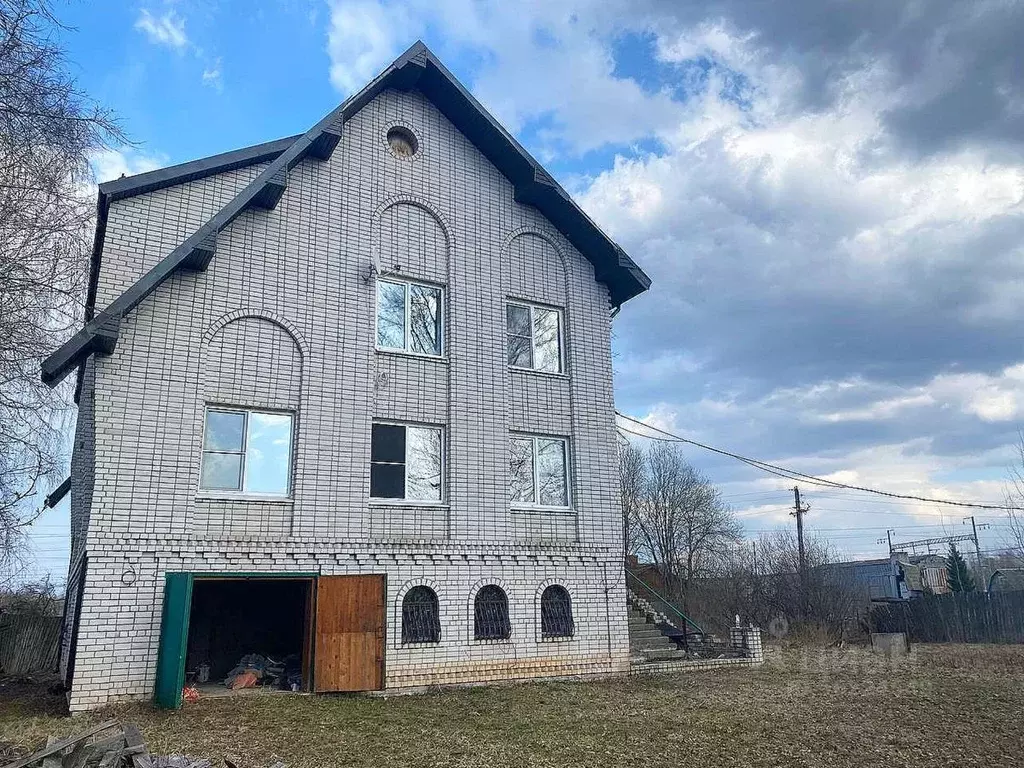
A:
833,552,952,600
906,554,949,594
833,556,910,601
42,42,650,711
989,568,1024,593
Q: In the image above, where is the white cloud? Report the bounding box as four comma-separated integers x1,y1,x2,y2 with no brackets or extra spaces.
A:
134,9,189,50
326,0,415,94
323,0,684,153
202,58,223,92
90,149,165,184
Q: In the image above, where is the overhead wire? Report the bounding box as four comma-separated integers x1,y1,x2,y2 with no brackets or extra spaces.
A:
616,412,1017,511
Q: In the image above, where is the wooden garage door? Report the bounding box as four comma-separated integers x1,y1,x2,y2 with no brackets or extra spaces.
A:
314,575,385,692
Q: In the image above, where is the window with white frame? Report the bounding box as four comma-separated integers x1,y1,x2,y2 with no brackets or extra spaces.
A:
506,301,562,373
376,279,443,356
509,434,570,508
200,407,294,496
370,422,443,501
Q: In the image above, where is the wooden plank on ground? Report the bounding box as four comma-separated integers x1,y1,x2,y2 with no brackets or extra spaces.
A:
3,720,120,768
123,724,151,768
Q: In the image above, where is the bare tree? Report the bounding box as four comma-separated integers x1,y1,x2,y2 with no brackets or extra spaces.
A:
1002,432,1024,564
0,0,124,579
618,437,645,556
631,442,742,610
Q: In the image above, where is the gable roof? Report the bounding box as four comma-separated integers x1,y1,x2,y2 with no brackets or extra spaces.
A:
41,41,650,388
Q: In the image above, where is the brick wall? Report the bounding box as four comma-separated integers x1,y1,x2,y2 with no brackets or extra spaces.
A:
66,86,629,710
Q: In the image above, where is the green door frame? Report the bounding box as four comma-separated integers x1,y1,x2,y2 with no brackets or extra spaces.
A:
154,572,193,709
153,572,320,708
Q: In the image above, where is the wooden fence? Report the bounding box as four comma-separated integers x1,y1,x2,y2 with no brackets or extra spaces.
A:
870,591,1024,644
0,614,61,675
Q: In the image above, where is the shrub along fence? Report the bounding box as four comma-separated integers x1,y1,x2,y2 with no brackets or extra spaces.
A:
870,591,1024,644
0,613,61,674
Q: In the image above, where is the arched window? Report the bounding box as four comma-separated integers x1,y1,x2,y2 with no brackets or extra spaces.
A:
474,585,511,640
541,585,574,638
402,586,440,644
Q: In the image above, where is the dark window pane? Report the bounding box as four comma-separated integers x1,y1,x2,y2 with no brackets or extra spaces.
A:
541,585,574,638
377,281,406,349
474,585,511,640
507,304,533,368
410,284,442,356
200,452,242,490
506,304,531,336
204,410,245,451
371,423,406,463
402,586,440,643
370,463,405,498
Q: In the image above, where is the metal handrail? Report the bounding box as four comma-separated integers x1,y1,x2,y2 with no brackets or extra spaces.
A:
626,570,705,634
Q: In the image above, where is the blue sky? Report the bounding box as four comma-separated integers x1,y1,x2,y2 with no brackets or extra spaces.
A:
24,0,1024,580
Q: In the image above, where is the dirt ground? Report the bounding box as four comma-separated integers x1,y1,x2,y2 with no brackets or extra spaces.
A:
1,644,1022,768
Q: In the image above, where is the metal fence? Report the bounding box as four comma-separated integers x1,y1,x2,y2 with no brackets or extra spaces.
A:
870,591,1024,644
0,614,61,675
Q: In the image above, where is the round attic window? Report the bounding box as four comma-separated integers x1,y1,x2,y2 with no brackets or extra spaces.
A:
387,126,419,158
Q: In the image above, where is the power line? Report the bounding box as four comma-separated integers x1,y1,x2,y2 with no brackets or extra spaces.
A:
616,412,1016,511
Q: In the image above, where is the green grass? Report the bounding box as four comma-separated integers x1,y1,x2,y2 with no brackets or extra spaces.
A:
2,644,1023,768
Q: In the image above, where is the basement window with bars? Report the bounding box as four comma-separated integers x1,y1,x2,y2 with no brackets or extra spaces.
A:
474,585,511,640
540,585,574,638
199,407,293,497
377,279,443,356
370,422,443,501
401,586,440,644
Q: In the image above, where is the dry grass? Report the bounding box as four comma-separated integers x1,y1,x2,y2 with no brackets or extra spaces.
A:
1,645,1023,768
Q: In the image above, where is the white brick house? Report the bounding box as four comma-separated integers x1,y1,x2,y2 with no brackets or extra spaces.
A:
42,42,650,712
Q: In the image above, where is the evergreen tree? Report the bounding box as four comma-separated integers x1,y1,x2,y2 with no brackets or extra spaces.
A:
946,543,976,593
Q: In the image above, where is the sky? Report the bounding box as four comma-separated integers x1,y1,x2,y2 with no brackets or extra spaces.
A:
22,0,1024,579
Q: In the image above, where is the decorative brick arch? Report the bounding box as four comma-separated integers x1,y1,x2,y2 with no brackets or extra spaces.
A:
371,194,455,254
501,226,565,263
393,578,442,648
201,308,310,360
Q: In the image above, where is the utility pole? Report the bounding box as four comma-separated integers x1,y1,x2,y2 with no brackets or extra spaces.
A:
792,486,809,615
964,516,988,592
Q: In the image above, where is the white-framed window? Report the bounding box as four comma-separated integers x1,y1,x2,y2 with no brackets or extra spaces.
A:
506,301,563,373
376,278,443,356
200,407,294,497
370,421,444,501
509,434,571,508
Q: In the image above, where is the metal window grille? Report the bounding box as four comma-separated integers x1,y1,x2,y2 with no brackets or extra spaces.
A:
541,585,574,638
474,585,511,640
401,586,440,644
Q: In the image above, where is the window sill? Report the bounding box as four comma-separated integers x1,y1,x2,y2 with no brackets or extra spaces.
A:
540,635,575,643
511,505,576,515
471,637,512,645
509,366,567,379
400,640,441,647
376,348,448,363
196,493,293,504
369,499,449,508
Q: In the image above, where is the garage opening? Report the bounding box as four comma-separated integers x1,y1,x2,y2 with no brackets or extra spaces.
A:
184,577,313,694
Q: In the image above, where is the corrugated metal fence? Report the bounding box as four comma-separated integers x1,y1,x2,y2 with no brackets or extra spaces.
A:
0,614,61,674
870,591,1024,643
